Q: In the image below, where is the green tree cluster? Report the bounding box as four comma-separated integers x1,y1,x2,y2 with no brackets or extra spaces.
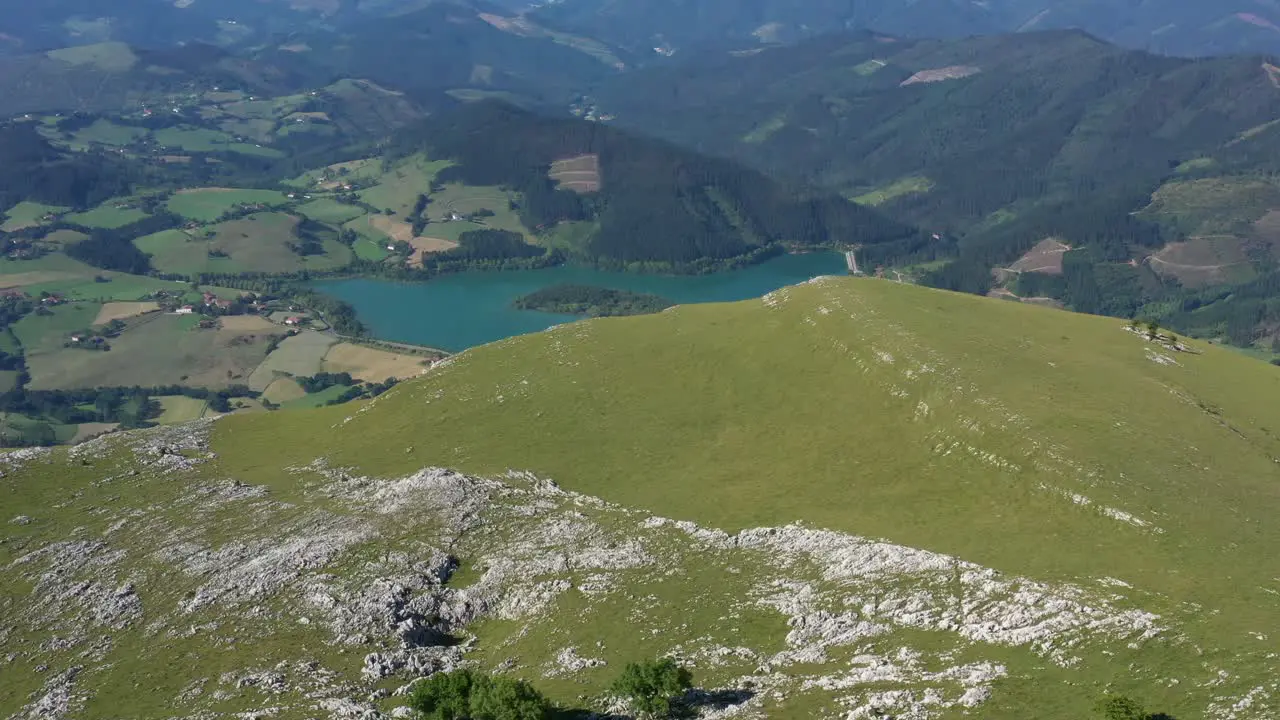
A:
407,658,694,720
409,669,548,720
1097,694,1175,720
610,658,693,718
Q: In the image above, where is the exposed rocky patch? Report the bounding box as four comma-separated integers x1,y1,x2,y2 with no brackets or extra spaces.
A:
0,421,1248,720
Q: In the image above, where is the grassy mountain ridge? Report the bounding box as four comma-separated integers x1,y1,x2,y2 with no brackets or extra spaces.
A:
7,277,1280,717
215,276,1280,717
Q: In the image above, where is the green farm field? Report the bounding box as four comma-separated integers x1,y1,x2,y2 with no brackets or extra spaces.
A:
0,412,76,445
280,383,352,409
0,201,68,231
0,254,101,289
0,253,189,301
41,229,89,246
64,201,149,229
358,154,453,215
166,188,291,222
0,254,188,301
11,301,103,356
297,198,366,225
70,119,147,147
143,213,347,274
419,183,528,241
22,312,280,390
351,236,391,261
286,158,383,189
154,396,211,424
154,127,284,158
246,330,337,391
22,274,187,302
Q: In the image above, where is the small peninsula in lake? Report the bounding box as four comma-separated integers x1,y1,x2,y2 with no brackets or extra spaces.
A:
512,284,674,317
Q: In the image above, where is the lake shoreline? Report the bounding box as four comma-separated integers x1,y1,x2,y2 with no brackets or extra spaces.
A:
315,251,847,352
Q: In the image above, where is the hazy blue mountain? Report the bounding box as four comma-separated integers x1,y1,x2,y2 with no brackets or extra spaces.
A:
0,0,550,54
530,0,1280,59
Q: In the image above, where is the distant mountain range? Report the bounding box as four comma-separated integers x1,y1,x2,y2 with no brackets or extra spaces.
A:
11,0,1280,63
587,29,1280,341
531,0,1280,58
0,0,567,55
0,0,620,117
591,30,1280,231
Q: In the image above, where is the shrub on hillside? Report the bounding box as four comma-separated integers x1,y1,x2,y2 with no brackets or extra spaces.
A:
408,669,549,720
1096,694,1175,720
610,658,693,718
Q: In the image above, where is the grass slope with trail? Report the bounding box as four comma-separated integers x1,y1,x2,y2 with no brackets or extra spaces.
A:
5,277,1271,718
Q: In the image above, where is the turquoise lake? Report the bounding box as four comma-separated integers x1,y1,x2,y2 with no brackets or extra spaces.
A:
316,252,846,351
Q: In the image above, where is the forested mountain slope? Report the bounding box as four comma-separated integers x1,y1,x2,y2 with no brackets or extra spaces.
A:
594,31,1280,233
532,0,1280,59
394,101,927,266
588,31,1280,343
0,124,138,212
7,277,1280,718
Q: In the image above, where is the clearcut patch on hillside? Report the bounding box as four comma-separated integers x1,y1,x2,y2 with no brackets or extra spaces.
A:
851,176,933,207
900,66,979,86
549,154,602,193
1262,61,1280,88
1004,238,1070,275
1146,236,1255,288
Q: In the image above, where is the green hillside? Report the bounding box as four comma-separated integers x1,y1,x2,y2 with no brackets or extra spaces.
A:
7,277,1280,718
393,101,926,268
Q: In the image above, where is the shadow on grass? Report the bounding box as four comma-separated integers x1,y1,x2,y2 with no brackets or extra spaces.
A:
549,687,755,720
